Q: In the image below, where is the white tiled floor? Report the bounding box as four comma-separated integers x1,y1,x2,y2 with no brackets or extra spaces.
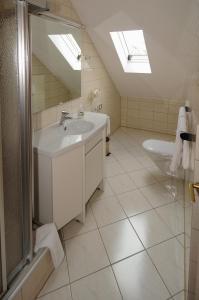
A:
117,189,152,217
91,196,126,227
71,267,122,300
140,182,174,208
65,230,109,282
130,210,173,248
148,238,184,294
173,291,185,300
99,219,144,263
38,127,186,300
112,252,170,300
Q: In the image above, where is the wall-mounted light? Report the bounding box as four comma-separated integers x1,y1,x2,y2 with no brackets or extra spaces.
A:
90,88,100,100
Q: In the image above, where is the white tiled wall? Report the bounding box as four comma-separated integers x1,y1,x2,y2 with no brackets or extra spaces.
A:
121,97,185,135
32,0,121,133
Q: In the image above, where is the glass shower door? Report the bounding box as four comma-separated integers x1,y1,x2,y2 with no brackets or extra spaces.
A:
184,172,193,299
185,150,199,300
0,0,32,293
184,127,199,299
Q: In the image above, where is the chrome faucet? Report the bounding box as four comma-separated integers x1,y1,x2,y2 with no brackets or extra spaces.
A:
59,111,72,125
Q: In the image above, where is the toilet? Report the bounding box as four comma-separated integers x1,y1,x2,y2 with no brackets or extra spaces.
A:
142,139,175,175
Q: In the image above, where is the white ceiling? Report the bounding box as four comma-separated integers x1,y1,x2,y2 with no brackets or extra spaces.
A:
71,0,199,100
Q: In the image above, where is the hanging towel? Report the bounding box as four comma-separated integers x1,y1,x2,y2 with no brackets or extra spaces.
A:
170,107,187,173
34,223,65,269
106,115,111,137
182,110,192,170
182,139,190,170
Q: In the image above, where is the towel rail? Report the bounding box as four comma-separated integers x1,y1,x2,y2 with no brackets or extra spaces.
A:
185,106,192,112
180,106,194,141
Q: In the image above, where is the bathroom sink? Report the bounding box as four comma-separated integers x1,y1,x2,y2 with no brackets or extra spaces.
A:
33,112,108,157
63,119,94,135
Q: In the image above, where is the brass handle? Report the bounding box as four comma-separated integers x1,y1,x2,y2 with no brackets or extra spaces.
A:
189,183,199,202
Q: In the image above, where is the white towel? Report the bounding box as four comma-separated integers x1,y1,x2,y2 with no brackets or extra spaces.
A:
34,223,65,269
182,140,190,170
170,107,187,173
182,111,192,170
106,115,111,136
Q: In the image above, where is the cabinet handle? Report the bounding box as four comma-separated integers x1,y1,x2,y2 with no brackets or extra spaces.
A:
189,183,199,203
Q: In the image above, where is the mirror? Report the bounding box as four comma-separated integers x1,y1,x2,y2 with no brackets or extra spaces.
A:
31,15,82,113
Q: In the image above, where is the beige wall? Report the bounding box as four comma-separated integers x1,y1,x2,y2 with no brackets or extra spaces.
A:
32,55,71,113
33,0,121,133
121,97,185,135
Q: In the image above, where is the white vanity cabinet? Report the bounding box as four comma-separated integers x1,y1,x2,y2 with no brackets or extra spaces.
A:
36,146,84,229
34,112,108,230
85,132,104,202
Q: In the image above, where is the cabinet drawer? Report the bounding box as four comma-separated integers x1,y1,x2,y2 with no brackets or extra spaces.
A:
85,141,103,201
85,131,102,154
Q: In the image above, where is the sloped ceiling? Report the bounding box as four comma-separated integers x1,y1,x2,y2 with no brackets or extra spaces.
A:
71,0,199,100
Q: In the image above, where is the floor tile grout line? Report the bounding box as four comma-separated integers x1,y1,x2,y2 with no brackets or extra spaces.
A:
37,283,71,299
145,233,185,250
127,218,174,298
61,265,113,288
154,201,185,238
89,203,124,299
171,289,184,298
61,234,74,300
146,249,180,298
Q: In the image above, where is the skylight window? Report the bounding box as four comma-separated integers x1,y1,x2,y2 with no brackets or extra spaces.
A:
110,30,151,74
48,34,81,70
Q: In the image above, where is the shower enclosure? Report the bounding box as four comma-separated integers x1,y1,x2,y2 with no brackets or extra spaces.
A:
0,0,32,296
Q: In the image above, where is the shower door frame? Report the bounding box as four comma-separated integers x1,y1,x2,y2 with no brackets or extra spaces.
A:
0,121,7,298
17,0,33,268
0,0,33,295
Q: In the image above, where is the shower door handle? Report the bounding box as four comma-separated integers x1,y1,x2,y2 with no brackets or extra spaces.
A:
189,183,199,203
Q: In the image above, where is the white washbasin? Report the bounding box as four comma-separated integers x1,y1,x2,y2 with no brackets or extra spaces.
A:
33,112,108,157
63,119,94,135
